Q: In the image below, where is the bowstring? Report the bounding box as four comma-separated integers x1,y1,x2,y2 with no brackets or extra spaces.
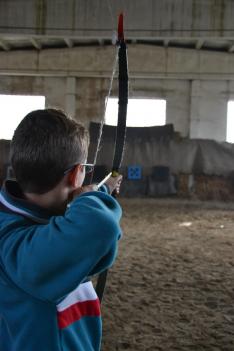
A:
90,1,129,183
91,0,118,170
92,48,118,168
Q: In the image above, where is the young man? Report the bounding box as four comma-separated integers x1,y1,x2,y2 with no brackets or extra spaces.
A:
0,109,123,351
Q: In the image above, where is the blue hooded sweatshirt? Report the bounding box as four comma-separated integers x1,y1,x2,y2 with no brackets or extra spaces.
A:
0,180,122,351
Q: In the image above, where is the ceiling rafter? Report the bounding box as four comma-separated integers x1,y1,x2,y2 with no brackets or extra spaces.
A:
0,38,10,51
98,38,104,46
30,37,42,50
196,39,204,50
64,38,73,48
0,35,233,54
164,39,170,47
228,43,234,53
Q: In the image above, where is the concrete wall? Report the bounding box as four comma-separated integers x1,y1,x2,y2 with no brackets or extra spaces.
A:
0,45,233,141
0,76,66,110
0,74,230,142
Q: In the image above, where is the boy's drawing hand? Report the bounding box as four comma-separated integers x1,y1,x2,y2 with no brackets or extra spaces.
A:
71,174,123,199
105,174,123,195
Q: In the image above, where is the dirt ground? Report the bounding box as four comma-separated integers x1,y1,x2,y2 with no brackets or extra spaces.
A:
99,198,234,351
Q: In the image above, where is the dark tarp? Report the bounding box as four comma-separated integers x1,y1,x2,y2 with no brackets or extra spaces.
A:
88,122,234,178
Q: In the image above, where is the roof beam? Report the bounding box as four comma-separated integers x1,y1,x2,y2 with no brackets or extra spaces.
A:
30,38,42,50
196,39,204,50
0,39,10,51
64,38,73,48
1,44,234,80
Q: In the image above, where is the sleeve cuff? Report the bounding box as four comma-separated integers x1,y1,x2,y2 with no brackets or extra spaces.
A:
99,184,111,194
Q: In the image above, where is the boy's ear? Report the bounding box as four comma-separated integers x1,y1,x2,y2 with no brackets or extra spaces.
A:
68,165,82,188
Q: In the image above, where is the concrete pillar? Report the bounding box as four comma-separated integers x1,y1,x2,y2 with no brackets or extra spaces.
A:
65,77,76,119
190,80,228,142
165,80,190,137
190,80,201,139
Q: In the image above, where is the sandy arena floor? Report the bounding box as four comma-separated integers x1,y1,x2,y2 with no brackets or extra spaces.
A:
99,198,234,351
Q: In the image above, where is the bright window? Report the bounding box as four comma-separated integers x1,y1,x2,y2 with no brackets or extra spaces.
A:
0,95,45,140
105,98,166,127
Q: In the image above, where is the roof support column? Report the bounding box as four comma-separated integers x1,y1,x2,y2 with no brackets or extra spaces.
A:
190,80,228,142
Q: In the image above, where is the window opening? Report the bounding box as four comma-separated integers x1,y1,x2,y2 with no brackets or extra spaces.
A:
0,95,45,139
105,98,166,127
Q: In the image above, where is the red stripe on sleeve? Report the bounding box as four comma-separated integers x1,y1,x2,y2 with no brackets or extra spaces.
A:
57,299,101,329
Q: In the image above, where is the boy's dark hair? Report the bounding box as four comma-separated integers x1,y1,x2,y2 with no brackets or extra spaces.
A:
10,109,89,194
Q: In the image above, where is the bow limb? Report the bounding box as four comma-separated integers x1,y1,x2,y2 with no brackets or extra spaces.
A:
112,27,128,173
95,13,128,303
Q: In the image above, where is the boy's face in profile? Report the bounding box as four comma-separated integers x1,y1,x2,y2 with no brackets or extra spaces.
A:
74,164,86,189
